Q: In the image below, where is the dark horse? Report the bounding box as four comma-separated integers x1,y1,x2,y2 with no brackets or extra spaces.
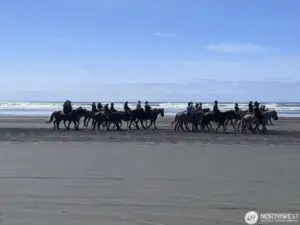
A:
223,110,248,131
92,111,131,131
200,111,228,132
83,110,97,127
128,108,164,129
142,108,164,129
45,107,86,130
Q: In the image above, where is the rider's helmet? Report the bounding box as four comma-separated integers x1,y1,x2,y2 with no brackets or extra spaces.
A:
214,100,218,104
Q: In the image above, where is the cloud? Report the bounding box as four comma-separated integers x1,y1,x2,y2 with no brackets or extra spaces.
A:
154,32,175,37
205,43,263,53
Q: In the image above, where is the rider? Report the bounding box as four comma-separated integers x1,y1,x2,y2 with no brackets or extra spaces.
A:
97,102,103,111
234,103,240,114
67,100,73,113
124,101,130,113
91,102,97,113
198,102,203,111
186,102,195,116
136,100,142,111
145,101,152,115
195,103,199,111
213,100,219,115
103,103,109,113
63,100,69,115
254,101,264,127
248,101,253,113
110,103,117,112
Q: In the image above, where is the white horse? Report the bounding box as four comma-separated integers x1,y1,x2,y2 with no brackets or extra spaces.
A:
239,110,278,134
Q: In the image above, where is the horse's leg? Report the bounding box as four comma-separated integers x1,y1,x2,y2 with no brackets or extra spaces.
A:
106,121,112,131
215,123,221,132
230,119,236,131
115,121,121,131
97,121,101,131
184,120,190,131
92,120,96,130
127,120,130,129
153,120,158,130
74,120,79,131
224,119,229,130
141,120,146,129
135,119,140,129
269,117,273,125
147,120,153,129
67,120,72,130
174,122,178,132
222,122,226,132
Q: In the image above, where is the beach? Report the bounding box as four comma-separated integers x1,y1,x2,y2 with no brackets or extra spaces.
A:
0,115,300,225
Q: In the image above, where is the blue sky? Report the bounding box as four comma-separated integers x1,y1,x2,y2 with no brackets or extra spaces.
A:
0,0,300,102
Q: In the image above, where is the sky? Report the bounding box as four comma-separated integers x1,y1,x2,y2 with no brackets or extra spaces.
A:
0,0,300,102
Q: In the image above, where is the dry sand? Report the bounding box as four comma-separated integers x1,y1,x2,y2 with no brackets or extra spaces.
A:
0,115,299,225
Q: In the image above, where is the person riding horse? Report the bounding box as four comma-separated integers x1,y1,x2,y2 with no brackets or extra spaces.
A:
97,102,103,111
213,100,219,116
136,100,142,111
248,101,253,113
63,100,69,115
186,102,195,116
254,101,265,129
124,101,131,113
91,102,97,113
145,101,152,115
198,102,203,111
234,103,240,114
68,101,73,112
110,103,117,112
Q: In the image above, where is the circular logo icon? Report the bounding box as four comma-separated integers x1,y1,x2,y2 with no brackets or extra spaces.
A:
245,211,259,225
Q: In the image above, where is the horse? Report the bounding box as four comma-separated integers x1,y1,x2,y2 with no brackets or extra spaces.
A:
263,109,278,125
83,110,97,127
224,110,248,131
45,107,86,130
200,111,228,132
128,109,148,129
171,111,203,132
140,108,164,129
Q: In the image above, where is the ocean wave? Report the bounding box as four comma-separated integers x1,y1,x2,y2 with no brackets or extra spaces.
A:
0,101,300,115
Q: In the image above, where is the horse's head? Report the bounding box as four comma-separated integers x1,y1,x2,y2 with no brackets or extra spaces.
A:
158,108,164,117
272,110,278,120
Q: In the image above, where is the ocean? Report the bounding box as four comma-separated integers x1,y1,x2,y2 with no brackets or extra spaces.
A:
0,101,300,118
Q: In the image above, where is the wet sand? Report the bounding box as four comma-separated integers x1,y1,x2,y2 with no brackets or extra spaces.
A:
0,116,299,225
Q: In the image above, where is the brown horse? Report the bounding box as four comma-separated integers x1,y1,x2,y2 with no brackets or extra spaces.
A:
200,111,228,132
170,111,203,132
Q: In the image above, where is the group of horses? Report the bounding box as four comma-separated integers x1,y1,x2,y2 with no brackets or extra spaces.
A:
45,106,165,131
171,108,278,134
45,105,278,134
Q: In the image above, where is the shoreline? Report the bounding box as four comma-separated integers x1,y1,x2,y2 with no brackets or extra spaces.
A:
1,115,300,145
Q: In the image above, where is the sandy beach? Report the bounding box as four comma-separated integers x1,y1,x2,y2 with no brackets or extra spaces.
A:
0,115,299,225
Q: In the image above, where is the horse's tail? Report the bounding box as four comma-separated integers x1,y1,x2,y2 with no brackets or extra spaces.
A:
170,114,178,125
45,112,55,123
239,115,246,130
